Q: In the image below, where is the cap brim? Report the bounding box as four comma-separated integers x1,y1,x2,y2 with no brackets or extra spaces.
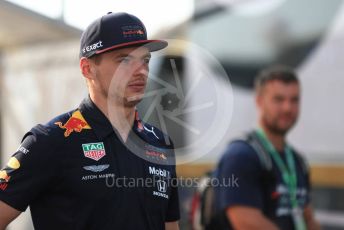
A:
96,40,168,55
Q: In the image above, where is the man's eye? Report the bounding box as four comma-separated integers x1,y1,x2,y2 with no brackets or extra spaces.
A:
143,58,150,64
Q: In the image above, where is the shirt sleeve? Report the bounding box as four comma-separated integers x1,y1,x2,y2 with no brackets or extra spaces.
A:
214,140,265,211
0,129,57,211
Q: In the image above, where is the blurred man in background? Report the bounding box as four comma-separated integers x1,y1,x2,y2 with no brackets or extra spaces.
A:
214,65,320,230
0,12,179,230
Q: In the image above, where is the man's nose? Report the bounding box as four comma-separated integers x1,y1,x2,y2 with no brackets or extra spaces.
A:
281,100,294,112
134,60,149,76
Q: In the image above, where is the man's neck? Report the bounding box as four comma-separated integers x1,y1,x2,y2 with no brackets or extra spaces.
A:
259,124,286,152
90,93,135,142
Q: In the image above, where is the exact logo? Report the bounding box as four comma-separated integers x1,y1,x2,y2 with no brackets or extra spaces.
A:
83,40,103,54
82,142,106,161
17,146,29,155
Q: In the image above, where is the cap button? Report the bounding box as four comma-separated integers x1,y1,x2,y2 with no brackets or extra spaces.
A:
107,12,112,14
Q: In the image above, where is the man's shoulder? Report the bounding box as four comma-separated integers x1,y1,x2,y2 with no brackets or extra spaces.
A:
218,135,262,170
224,138,257,159
26,109,78,142
13,110,78,157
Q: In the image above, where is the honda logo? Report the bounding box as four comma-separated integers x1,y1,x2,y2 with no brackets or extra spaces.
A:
157,180,167,193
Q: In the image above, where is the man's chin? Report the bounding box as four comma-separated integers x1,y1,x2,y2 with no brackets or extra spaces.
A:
124,95,144,106
272,124,294,135
264,121,293,136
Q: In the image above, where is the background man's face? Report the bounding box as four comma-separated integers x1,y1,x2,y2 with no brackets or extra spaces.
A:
92,46,151,106
257,80,300,135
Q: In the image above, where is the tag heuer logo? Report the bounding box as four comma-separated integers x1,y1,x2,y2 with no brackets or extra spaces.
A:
82,142,106,161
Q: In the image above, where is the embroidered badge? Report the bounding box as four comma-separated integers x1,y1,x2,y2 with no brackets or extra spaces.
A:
55,110,91,137
82,142,106,161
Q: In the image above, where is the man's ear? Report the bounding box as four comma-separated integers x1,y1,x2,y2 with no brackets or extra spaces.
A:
80,57,95,79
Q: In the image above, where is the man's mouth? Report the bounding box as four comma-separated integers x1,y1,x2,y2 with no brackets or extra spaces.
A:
128,81,146,90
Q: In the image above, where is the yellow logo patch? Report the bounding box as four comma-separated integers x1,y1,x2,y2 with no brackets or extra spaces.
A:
7,157,20,169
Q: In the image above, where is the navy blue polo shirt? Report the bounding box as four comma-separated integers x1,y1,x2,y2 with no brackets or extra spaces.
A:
0,97,180,230
214,140,310,230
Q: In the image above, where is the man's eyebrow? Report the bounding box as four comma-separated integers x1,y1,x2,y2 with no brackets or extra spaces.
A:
114,53,130,58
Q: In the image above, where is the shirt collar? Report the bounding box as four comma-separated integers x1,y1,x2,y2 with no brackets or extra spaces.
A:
78,96,145,140
78,96,114,140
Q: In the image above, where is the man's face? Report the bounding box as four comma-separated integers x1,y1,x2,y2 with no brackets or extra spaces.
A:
91,46,151,106
257,80,300,135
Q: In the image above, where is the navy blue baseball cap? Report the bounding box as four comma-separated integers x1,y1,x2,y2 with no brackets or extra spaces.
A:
80,12,168,58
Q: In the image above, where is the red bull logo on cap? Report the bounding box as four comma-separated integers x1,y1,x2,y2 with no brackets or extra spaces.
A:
55,110,91,137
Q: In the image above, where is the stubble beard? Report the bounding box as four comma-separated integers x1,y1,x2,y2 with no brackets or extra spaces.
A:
263,116,294,136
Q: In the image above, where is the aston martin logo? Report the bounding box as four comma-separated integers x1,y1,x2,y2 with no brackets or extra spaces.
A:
83,164,110,173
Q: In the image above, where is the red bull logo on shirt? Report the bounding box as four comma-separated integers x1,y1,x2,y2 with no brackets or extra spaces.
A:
55,110,91,137
145,145,168,161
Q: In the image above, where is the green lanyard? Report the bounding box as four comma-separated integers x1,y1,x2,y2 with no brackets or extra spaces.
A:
255,128,306,230
255,129,298,207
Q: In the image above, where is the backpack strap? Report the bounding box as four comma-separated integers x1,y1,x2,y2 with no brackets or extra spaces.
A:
231,131,273,172
246,131,309,177
247,131,274,171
